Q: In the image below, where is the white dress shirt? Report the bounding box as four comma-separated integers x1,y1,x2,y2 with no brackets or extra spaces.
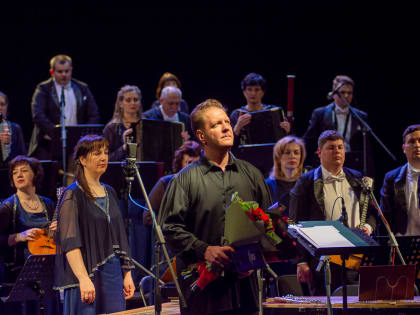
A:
321,166,361,228
160,105,179,123
403,163,420,235
334,104,352,152
54,80,77,125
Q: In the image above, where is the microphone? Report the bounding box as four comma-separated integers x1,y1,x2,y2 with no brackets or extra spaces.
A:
327,81,346,100
340,197,349,227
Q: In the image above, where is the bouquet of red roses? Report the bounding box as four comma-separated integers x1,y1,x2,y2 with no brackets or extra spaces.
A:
187,193,283,291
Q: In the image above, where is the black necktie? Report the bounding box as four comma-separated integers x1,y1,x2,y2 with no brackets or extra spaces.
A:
61,86,65,106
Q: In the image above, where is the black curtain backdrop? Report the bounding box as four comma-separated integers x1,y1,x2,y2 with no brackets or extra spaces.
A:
2,5,419,187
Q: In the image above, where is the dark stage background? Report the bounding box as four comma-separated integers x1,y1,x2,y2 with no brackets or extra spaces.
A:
2,5,419,187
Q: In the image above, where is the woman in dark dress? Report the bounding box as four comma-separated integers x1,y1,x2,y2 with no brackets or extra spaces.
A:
0,155,58,315
103,85,143,161
54,135,135,315
266,136,307,217
265,136,307,281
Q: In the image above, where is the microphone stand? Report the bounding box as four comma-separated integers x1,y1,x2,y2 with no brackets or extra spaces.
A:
340,198,349,228
121,155,166,284
124,141,186,315
335,93,396,175
60,87,67,187
363,183,406,265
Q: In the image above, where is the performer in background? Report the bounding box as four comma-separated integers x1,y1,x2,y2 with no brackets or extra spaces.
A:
290,130,376,295
380,124,420,235
103,85,143,161
143,140,202,226
229,72,290,146
144,86,192,141
28,54,100,159
266,136,307,218
303,75,373,176
0,156,59,315
265,136,308,286
151,72,189,113
0,92,26,167
160,99,272,315
54,135,134,315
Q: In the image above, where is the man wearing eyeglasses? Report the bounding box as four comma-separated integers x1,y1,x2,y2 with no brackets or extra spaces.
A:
303,75,373,176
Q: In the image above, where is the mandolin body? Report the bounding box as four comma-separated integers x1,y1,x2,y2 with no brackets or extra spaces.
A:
28,229,56,255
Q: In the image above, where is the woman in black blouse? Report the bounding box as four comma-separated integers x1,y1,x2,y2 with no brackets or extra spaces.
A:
54,135,134,315
265,136,307,217
103,85,143,161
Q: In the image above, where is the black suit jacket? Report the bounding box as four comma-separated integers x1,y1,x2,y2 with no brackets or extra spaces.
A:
303,103,373,175
380,164,409,235
143,107,193,138
290,166,377,231
28,78,100,156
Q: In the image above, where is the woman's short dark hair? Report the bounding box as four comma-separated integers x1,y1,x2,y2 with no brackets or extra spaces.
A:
73,135,109,201
172,141,202,173
241,73,267,91
9,155,44,189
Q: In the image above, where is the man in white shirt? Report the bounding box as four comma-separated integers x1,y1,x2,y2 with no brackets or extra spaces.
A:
28,54,100,159
303,75,373,176
380,124,420,236
290,130,376,295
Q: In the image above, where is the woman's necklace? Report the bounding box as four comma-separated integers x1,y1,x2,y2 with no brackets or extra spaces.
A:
22,195,40,210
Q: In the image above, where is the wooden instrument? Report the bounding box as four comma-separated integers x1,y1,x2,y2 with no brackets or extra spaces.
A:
329,177,373,270
28,187,65,255
161,257,177,283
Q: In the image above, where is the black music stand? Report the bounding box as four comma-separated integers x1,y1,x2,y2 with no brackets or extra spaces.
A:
142,119,183,174
3,255,55,315
372,235,420,276
50,124,104,160
288,221,382,315
234,143,274,178
50,124,104,184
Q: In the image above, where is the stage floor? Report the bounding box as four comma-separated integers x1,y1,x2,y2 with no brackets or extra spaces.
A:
107,296,420,314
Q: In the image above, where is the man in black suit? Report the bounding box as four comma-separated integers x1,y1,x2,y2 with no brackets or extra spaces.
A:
303,75,373,176
380,124,420,235
143,86,192,141
28,54,100,159
290,130,376,295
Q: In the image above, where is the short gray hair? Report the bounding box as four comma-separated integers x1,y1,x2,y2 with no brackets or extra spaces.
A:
160,86,182,100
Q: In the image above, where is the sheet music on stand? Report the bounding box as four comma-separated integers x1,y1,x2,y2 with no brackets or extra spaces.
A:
288,221,381,257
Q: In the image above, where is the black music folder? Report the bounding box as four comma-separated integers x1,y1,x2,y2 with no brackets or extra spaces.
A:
142,119,184,173
240,107,286,144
